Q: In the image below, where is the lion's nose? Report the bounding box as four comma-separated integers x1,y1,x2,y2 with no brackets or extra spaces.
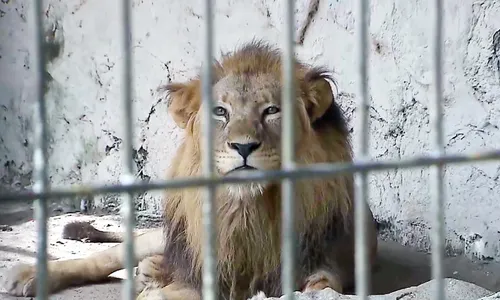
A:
228,142,261,159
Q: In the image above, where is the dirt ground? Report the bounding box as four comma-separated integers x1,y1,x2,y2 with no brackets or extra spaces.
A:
0,211,500,300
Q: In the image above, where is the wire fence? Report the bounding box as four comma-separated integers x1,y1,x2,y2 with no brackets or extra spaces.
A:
2,0,500,299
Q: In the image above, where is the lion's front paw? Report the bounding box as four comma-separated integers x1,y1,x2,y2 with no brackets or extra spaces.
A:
1,263,37,297
135,255,164,293
302,270,343,294
247,291,268,300
136,287,168,300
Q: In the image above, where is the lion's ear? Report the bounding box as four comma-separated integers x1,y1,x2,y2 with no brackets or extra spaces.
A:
162,80,201,129
303,70,335,123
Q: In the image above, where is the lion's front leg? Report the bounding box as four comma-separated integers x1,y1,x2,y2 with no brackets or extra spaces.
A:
2,256,121,297
1,229,165,297
136,282,201,300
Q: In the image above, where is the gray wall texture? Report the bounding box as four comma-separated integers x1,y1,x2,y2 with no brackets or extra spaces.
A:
1,0,500,261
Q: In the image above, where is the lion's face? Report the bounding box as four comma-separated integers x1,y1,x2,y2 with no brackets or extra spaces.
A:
210,74,283,176
202,73,299,199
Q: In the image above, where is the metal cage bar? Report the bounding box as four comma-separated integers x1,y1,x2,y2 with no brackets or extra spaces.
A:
201,0,218,299
354,0,371,298
430,0,445,299
280,0,297,299
9,1,500,300
119,0,136,299
1,150,500,203
32,0,50,299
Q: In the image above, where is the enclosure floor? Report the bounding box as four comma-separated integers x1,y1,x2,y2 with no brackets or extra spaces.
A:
0,213,500,300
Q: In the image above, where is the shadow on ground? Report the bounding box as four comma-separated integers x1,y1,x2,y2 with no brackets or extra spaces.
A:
370,240,500,295
0,203,34,227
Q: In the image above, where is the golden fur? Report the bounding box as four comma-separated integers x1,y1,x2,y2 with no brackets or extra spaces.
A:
1,40,378,300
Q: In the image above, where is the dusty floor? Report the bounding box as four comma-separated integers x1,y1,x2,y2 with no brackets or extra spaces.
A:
0,210,500,300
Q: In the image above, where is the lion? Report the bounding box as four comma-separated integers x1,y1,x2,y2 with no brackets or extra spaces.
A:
1,40,378,300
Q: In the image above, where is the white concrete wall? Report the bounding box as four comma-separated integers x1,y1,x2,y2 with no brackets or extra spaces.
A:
1,0,500,260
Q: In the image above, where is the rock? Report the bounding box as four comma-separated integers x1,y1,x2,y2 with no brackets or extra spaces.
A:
479,292,500,300
248,278,494,300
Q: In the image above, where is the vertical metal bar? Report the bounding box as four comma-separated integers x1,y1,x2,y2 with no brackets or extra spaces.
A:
32,0,49,299
354,0,370,298
430,0,445,299
281,0,296,299
119,0,136,299
201,0,217,299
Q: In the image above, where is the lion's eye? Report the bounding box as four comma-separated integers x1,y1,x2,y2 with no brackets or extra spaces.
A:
213,106,227,117
263,106,280,115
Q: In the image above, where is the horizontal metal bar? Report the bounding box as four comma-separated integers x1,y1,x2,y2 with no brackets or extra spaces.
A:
1,150,499,203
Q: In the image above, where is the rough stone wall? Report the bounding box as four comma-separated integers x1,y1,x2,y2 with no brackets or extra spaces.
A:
1,0,500,260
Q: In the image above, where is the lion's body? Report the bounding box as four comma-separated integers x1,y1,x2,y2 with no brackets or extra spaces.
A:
2,40,378,300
